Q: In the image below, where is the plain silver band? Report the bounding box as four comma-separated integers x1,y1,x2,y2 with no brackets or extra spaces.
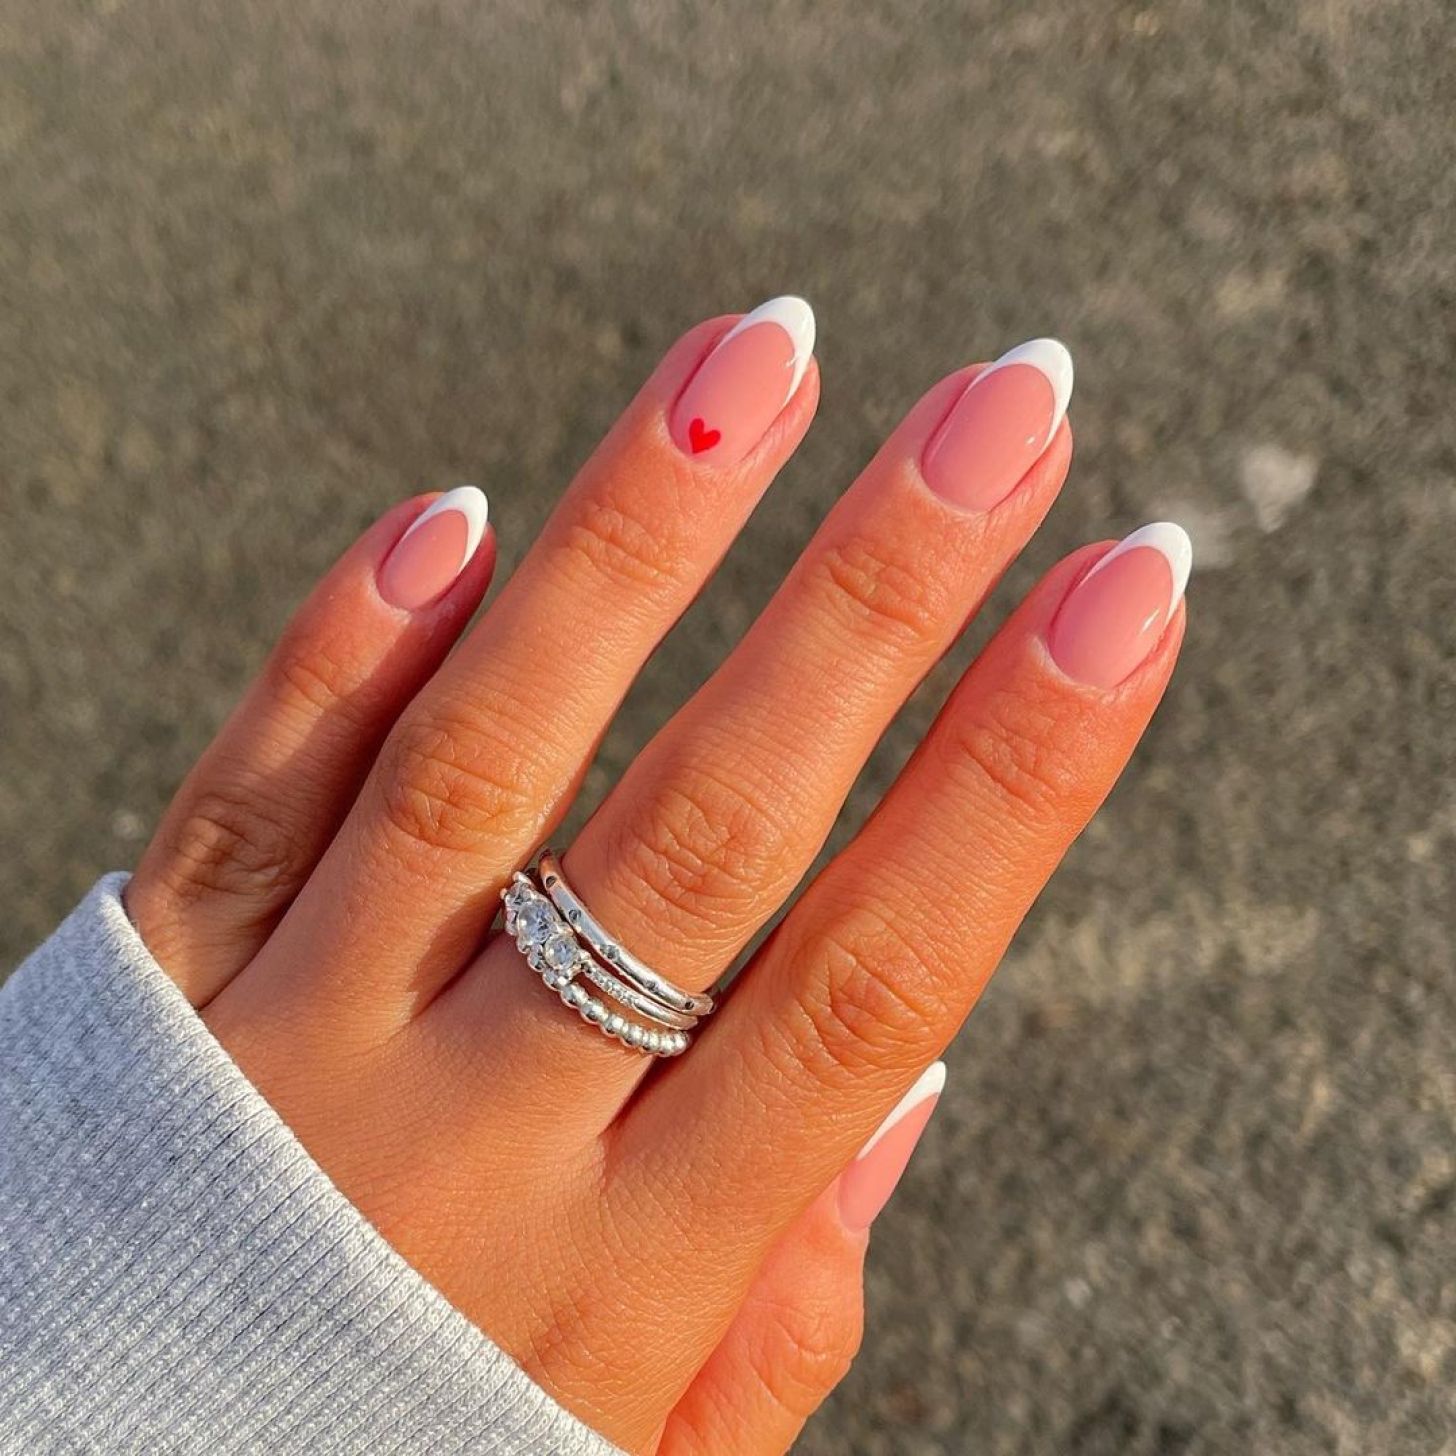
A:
536,850,717,1018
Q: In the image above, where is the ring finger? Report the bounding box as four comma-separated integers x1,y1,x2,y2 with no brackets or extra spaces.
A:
210,297,820,1039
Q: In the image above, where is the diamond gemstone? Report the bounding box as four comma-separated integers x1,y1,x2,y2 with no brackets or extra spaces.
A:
516,899,555,947
542,933,577,973
502,881,533,934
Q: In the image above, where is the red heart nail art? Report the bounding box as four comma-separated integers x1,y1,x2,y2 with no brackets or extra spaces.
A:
687,417,721,454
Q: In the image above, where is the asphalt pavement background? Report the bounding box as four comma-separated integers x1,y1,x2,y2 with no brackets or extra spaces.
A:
2,2,1453,1452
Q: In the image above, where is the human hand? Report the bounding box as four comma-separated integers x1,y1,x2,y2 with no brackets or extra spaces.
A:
123,298,1188,1452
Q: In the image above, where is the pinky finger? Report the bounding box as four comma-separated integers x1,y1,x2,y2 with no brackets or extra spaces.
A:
126,486,494,1005
660,1065,945,1456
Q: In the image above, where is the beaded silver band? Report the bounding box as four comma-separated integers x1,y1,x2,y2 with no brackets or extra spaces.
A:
500,871,695,1057
536,850,716,1018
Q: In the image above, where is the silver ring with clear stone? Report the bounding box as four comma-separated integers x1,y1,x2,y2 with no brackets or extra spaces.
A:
506,872,697,1027
500,871,696,1057
536,850,716,1019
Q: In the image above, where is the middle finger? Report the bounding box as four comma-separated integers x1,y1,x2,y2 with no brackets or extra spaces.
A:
437,339,1074,1110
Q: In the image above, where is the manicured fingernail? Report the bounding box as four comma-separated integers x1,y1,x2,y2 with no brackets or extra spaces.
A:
837,1062,946,1233
1048,522,1192,688
377,486,489,610
669,296,816,467
921,338,1074,511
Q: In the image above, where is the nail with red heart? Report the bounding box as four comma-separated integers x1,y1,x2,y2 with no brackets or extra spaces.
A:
670,296,816,467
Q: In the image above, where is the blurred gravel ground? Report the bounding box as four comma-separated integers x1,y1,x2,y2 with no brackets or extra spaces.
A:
2,1,1453,1451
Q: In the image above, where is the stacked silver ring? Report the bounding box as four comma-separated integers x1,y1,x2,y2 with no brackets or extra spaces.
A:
501,850,714,1057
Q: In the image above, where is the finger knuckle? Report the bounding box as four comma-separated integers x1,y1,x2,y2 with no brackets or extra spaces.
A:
746,1293,863,1418
159,786,299,905
810,533,951,657
268,630,365,725
942,685,1082,823
559,490,694,599
376,708,545,854
610,767,793,934
788,904,946,1085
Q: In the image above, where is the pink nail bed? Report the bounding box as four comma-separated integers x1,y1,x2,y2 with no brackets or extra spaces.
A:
669,296,815,467
1048,523,1193,688
837,1063,946,1233
922,338,1074,511
377,486,489,611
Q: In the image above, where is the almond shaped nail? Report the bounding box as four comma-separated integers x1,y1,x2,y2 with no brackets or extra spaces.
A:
922,337,1074,512
1048,522,1192,688
837,1062,947,1232
377,486,489,611
669,296,816,467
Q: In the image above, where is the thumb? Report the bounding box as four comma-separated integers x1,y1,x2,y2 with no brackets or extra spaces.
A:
659,1063,945,1455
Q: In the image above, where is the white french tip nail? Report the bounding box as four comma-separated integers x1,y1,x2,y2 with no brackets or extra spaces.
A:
400,484,490,565
975,337,1075,451
856,1061,948,1161
1083,521,1194,610
720,295,817,405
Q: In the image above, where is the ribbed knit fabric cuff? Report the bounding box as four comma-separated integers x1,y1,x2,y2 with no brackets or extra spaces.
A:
0,874,622,1456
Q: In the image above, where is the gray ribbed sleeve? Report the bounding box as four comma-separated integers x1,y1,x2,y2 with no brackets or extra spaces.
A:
0,874,622,1456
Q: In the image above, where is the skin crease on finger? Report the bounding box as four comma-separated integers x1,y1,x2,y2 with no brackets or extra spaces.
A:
116,304,1188,1451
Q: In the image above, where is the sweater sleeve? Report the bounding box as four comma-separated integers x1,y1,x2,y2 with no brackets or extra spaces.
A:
0,874,623,1456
